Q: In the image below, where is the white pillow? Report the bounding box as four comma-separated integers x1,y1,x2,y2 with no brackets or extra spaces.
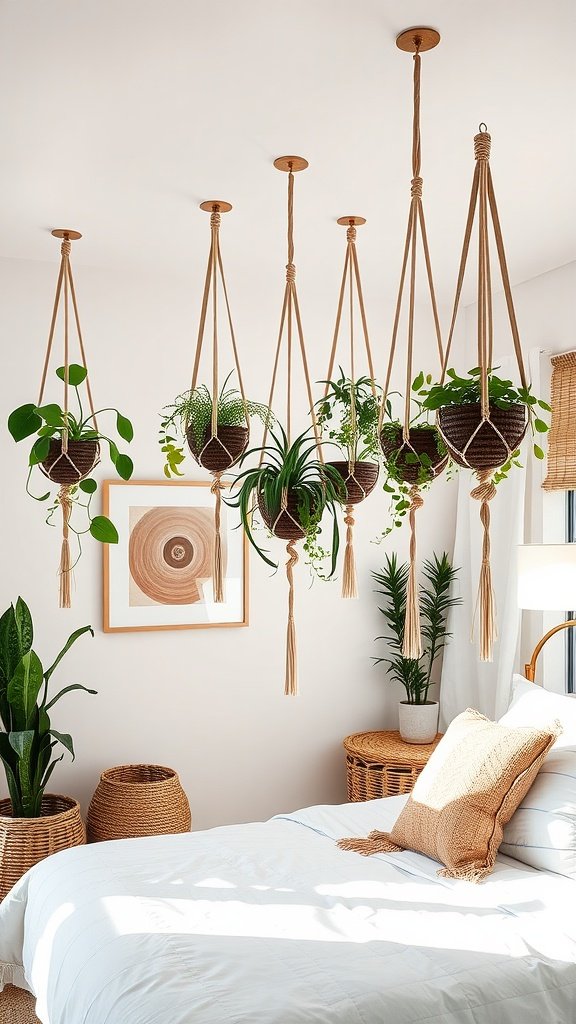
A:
499,674,576,879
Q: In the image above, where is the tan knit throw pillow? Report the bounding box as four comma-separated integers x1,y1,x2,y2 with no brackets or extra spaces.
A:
338,708,561,882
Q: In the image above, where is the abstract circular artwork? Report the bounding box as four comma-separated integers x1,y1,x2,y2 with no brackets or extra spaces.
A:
129,506,216,605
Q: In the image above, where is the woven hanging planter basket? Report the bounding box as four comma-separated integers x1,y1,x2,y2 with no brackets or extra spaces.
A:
258,489,309,541
186,424,249,473
40,438,100,485
437,402,527,470
0,794,85,901
380,426,448,484
326,460,379,505
86,764,191,842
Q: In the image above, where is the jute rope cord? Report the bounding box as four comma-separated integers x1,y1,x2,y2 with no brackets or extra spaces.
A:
37,232,99,608
262,157,322,695
438,127,528,661
187,203,249,603
324,218,378,599
377,43,444,659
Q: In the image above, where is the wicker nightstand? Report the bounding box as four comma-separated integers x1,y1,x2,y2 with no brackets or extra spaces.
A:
343,730,443,801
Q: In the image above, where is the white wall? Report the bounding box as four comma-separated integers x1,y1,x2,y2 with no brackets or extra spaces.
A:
0,254,458,829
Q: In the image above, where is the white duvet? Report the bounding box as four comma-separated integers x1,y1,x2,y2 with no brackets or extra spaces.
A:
2,795,576,1023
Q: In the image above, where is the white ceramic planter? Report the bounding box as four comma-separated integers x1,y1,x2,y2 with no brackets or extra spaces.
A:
398,701,440,744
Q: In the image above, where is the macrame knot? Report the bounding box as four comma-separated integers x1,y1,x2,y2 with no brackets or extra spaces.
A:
411,176,423,198
346,225,357,243
60,238,71,257
285,262,296,284
470,469,497,503
474,131,491,162
210,474,225,498
409,484,424,512
210,211,221,229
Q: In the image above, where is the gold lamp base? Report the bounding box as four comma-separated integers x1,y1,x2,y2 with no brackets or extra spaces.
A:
524,619,576,683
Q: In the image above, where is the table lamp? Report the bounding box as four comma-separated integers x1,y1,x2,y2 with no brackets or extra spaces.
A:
517,544,576,681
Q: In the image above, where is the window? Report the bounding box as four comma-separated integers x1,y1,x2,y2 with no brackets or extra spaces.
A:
566,490,576,693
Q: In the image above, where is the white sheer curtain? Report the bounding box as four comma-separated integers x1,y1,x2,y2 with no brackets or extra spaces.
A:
440,351,541,725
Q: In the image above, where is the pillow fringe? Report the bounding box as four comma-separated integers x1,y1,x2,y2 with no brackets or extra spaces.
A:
337,830,402,856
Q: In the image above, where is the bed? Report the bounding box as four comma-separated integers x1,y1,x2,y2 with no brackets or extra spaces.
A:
2,792,576,1024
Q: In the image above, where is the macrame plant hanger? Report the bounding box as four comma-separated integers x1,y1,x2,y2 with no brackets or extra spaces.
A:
38,229,100,609
437,125,529,662
324,216,379,599
377,27,444,659
261,155,323,696
187,201,249,603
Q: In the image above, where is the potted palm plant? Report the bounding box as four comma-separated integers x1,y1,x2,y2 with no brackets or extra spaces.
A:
373,552,461,743
228,425,345,577
0,597,96,899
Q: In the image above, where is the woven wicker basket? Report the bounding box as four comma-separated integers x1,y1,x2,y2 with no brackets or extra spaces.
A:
437,402,527,470
380,426,447,483
40,438,100,485
258,489,309,541
343,731,443,801
186,424,249,473
0,794,85,901
86,764,191,842
0,985,40,1024
326,460,379,505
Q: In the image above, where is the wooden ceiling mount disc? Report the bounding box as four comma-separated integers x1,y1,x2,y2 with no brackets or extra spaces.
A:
396,27,440,53
273,155,309,173
337,216,366,227
199,200,232,213
51,228,82,240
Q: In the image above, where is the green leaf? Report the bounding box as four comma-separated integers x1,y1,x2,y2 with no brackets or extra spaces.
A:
7,651,44,728
412,371,424,391
49,730,75,760
533,444,545,460
537,399,552,412
90,516,119,544
35,403,64,427
116,413,134,443
44,682,97,712
44,625,94,683
115,454,133,480
79,478,98,494
8,404,42,442
56,364,87,386
29,435,51,466
8,729,34,762
534,418,548,433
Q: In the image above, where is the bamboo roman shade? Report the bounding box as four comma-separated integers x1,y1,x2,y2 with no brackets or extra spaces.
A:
543,352,576,491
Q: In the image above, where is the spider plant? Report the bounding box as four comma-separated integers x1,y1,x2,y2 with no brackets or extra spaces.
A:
315,370,381,464
228,425,345,577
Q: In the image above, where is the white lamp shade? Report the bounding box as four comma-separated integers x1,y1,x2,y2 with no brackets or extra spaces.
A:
518,544,576,611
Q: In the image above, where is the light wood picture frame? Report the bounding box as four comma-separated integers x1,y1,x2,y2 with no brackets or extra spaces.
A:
102,480,248,632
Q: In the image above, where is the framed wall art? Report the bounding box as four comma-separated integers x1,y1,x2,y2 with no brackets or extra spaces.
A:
102,480,248,632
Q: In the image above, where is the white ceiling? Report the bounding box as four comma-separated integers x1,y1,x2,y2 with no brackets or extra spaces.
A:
1,0,575,307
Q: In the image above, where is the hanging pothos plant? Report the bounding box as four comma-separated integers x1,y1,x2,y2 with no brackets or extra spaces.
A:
420,366,550,481
158,375,271,478
378,371,450,536
8,363,134,551
228,425,345,579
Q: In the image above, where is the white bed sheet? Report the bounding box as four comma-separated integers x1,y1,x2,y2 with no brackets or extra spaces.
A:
1,795,576,1023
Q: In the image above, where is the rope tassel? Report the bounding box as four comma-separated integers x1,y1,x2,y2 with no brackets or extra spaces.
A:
285,540,299,696
471,471,498,661
58,486,73,609
342,504,358,600
402,485,424,659
211,474,225,604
